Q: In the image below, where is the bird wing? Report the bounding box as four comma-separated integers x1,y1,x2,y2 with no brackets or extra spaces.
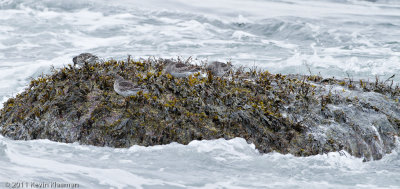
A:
118,81,135,88
175,63,187,68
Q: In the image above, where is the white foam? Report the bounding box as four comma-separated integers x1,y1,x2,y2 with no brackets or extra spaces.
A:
188,138,258,161
232,30,256,40
1,133,400,188
261,39,298,49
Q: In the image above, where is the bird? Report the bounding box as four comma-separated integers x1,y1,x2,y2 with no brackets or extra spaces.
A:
113,74,148,97
206,61,232,77
72,53,99,67
163,60,202,78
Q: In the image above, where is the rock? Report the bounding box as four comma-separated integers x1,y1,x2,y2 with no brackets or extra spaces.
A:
0,57,399,161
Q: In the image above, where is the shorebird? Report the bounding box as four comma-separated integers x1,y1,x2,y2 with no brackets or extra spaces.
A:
206,61,232,76
164,60,201,78
113,74,148,97
73,53,99,67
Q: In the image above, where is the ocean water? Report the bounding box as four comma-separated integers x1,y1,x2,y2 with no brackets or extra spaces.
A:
0,0,400,188
1,136,400,189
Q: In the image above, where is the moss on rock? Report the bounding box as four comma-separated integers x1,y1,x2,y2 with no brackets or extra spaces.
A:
1,58,399,160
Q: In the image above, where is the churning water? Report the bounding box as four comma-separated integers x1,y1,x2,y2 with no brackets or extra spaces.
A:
0,0,400,188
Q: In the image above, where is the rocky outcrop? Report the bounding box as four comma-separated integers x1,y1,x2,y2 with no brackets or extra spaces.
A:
1,58,399,161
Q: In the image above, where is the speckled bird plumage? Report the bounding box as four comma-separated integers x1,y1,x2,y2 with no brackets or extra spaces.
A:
73,53,99,67
206,61,232,77
164,60,201,78
113,75,148,97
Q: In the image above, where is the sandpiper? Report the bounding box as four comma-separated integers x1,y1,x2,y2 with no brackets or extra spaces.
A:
206,61,232,76
113,74,148,97
164,60,201,78
73,53,99,67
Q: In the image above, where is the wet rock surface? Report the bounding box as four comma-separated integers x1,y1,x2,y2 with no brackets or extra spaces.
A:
1,58,399,161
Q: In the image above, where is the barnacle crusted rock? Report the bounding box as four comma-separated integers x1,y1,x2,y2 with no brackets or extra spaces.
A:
1,58,399,161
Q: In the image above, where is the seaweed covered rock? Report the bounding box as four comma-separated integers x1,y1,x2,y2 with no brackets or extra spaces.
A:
1,58,399,161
